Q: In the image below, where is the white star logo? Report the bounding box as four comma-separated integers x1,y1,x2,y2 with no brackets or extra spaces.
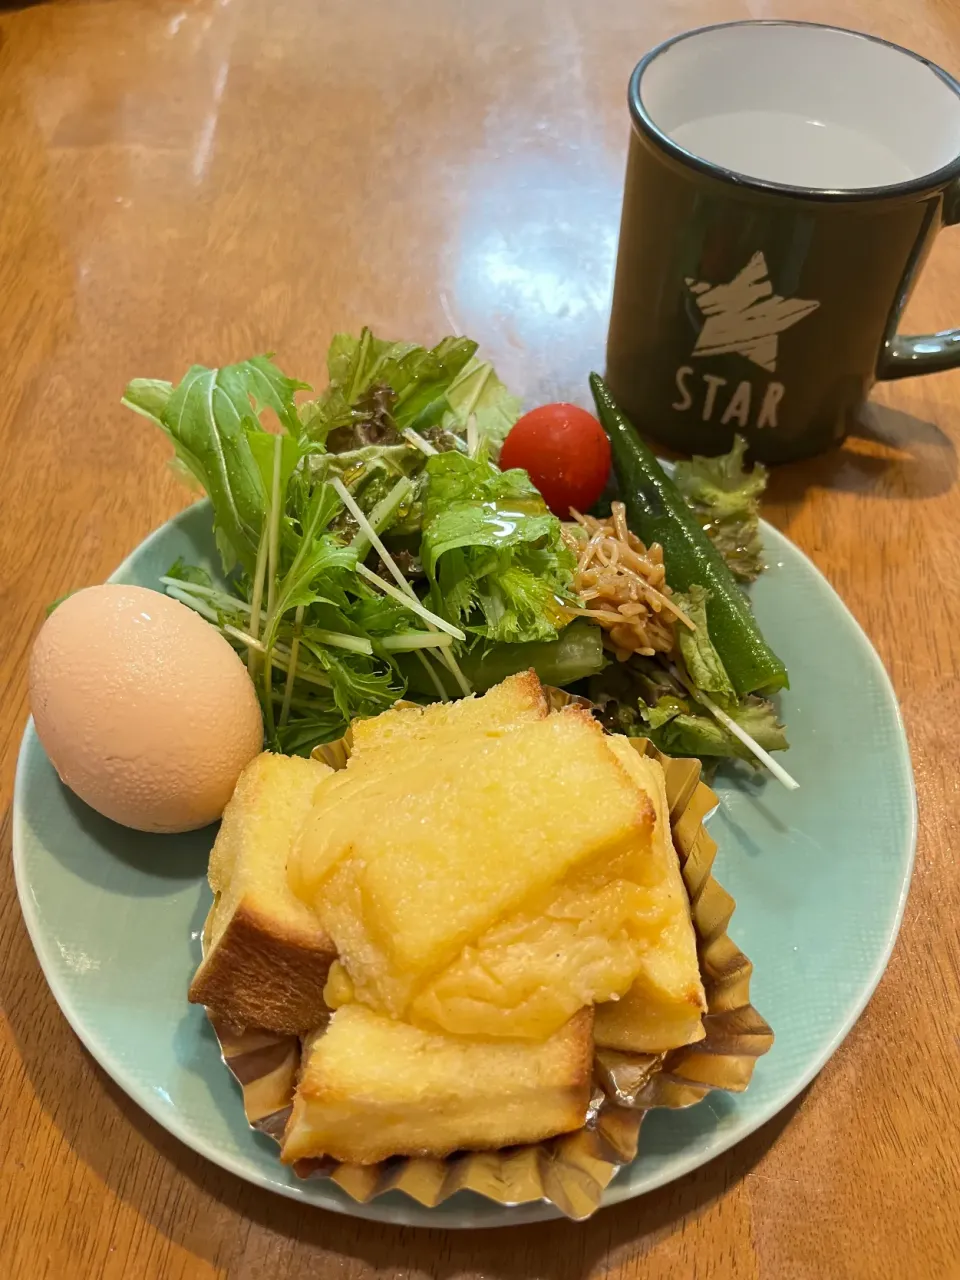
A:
686,251,820,373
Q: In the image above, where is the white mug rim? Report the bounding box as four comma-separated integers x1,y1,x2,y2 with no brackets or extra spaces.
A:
630,20,960,202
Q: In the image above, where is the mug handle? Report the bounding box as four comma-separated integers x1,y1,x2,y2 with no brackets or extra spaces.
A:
878,179,960,380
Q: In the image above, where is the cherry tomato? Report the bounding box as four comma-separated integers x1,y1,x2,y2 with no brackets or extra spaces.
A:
500,403,611,518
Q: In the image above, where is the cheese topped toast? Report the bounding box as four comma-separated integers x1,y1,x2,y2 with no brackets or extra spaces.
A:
290,707,653,1020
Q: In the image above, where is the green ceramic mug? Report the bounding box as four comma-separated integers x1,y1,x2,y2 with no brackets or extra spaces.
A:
605,21,960,463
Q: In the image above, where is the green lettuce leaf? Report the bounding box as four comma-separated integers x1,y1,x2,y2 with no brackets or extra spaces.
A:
587,656,787,763
273,706,350,755
123,358,307,575
327,329,398,391
442,356,523,456
346,594,412,636
260,538,357,651
639,693,788,761
246,431,302,506
673,585,735,698
420,452,575,644
218,355,309,436
390,336,478,432
308,442,423,521
299,639,401,722
300,329,477,446
673,435,767,582
122,378,173,424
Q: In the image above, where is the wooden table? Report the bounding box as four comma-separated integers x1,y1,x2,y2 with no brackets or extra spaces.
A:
1,1,959,1276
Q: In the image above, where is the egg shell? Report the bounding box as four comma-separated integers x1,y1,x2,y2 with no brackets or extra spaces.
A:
29,584,264,832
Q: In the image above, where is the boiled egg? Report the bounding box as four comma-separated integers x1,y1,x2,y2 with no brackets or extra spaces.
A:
29,584,263,832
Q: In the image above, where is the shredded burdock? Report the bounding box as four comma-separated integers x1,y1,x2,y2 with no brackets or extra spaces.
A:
563,502,695,662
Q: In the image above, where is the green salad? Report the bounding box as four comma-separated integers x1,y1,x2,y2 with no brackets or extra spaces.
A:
123,329,791,782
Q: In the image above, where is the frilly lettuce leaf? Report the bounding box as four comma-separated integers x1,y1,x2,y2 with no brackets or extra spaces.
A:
420,451,575,644
442,356,523,457
298,330,522,470
391,336,479,433
673,585,735,698
307,442,423,521
587,655,787,764
673,435,767,582
639,693,787,761
299,328,478,446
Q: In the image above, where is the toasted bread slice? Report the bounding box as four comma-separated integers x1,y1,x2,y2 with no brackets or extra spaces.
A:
349,669,547,758
593,741,706,1053
290,708,652,1019
188,753,337,1034
293,671,549,873
280,1004,594,1164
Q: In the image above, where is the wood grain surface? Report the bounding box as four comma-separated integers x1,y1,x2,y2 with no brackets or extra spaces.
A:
1,1,959,1277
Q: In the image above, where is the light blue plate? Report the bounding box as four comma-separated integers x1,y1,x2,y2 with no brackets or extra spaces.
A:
13,500,916,1227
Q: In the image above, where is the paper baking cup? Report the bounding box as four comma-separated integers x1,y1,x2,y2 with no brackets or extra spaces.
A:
207,701,773,1221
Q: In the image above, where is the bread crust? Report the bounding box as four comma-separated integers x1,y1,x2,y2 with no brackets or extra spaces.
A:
189,900,335,1034
188,750,336,1034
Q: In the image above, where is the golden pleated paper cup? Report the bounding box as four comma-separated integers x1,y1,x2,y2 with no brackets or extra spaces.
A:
207,695,773,1221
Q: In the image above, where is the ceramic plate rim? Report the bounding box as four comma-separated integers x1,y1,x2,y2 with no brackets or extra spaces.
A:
12,502,917,1228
